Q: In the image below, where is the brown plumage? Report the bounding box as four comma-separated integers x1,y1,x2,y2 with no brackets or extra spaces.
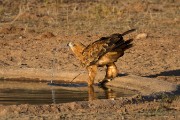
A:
68,29,135,86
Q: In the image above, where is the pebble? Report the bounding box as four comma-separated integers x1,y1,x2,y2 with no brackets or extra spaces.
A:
135,33,148,40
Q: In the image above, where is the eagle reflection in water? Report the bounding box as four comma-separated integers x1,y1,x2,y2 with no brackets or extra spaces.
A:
49,82,117,103
88,85,116,101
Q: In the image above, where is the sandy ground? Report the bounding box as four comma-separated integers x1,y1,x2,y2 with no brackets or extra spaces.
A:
0,0,180,119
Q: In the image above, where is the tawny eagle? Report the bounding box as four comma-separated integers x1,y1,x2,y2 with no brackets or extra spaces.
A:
68,29,135,86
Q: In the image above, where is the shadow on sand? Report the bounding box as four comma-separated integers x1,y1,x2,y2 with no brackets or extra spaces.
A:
117,73,129,77
145,69,180,78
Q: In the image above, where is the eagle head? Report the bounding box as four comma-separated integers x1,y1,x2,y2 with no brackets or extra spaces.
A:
67,42,85,52
67,42,86,65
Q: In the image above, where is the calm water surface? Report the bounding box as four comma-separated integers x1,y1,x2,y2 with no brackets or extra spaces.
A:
0,80,137,105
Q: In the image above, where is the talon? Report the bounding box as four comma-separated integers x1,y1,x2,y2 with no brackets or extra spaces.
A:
98,79,112,86
98,81,106,86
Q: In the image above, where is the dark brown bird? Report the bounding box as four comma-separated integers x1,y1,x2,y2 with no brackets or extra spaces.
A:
68,29,135,86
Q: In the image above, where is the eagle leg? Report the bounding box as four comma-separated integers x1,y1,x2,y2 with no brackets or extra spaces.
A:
88,86,96,101
99,63,118,85
87,65,97,86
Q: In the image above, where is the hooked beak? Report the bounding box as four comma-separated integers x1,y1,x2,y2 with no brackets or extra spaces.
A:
67,42,70,47
67,42,74,48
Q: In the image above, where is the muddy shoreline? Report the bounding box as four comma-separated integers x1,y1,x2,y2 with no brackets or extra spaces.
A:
0,68,179,119
1,67,179,118
0,68,178,95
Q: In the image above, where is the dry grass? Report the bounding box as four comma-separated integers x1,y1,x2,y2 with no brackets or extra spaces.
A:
0,0,179,36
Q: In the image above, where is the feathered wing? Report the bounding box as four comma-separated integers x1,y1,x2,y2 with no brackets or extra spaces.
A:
82,29,135,66
82,38,110,66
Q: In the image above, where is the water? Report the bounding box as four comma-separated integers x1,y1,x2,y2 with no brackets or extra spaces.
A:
0,80,137,105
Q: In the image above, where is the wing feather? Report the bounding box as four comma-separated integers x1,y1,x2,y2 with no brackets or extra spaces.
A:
82,29,135,66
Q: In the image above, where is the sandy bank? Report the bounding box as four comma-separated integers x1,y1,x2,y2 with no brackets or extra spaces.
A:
0,68,178,96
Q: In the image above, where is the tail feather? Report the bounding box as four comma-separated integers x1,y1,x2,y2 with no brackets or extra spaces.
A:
123,43,133,50
113,39,133,51
114,39,133,48
122,39,133,50
109,29,135,50
124,39,133,44
122,29,136,36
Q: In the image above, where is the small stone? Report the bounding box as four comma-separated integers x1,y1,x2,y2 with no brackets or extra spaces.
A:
135,33,148,40
19,36,23,39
